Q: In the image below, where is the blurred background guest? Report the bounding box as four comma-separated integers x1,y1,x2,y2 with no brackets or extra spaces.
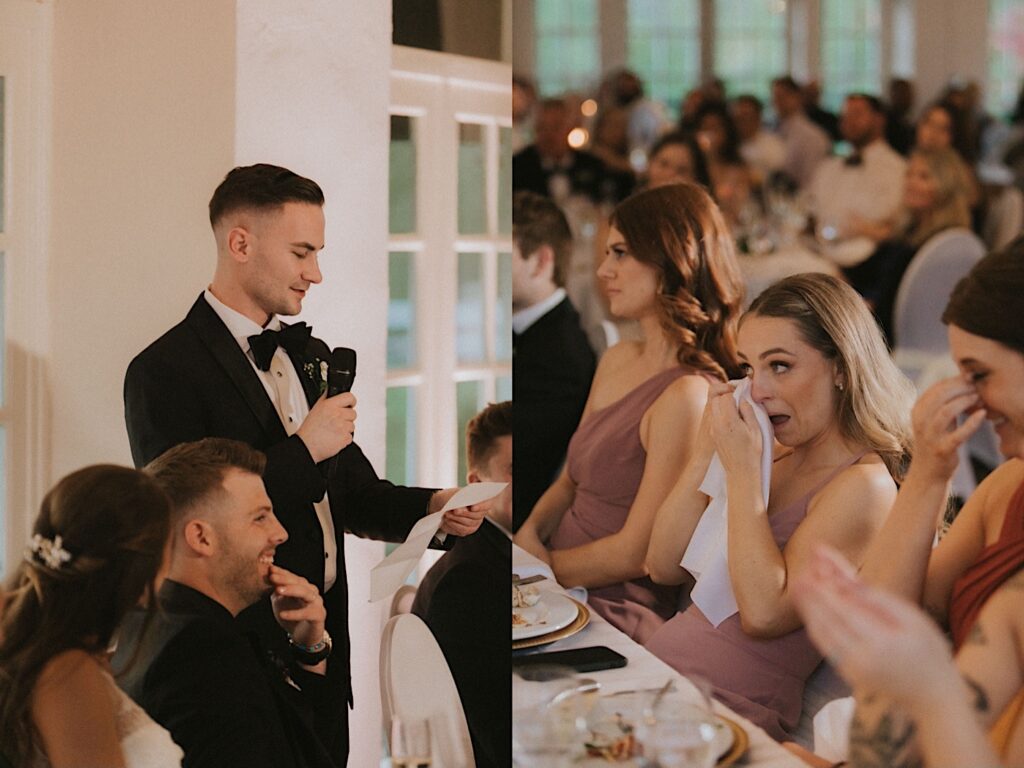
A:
887,77,918,155
512,74,538,154
771,76,832,188
646,273,914,741
642,131,713,191
694,101,755,229
802,80,841,142
412,401,512,768
844,146,973,343
0,466,179,768
515,183,744,643
732,94,786,187
512,192,595,530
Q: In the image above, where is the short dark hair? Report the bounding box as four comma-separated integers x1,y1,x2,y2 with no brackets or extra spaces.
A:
512,191,573,287
208,164,324,228
466,401,512,471
733,94,763,114
772,76,802,95
144,438,266,520
943,236,1024,354
846,93,886,115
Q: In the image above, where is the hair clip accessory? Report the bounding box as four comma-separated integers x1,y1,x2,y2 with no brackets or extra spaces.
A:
27,534,73,571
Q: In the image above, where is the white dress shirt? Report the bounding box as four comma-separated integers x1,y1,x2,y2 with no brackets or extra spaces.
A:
204,289,339,591
809,139,907,242
512,287,566,335
740,130,786,180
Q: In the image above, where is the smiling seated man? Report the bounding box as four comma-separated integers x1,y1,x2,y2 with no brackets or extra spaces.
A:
113,438,343,768
411,401,512,768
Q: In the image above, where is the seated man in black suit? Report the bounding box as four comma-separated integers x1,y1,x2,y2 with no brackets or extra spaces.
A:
411,401,511,768
513,98,633,204
512,192,595,530
113,438,343,768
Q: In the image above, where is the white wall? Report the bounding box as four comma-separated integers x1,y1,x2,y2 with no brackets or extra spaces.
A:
49,0,237,476
912,0,989,109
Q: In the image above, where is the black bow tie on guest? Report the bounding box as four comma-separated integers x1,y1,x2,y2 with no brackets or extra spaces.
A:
844,151,863,167
248,322,313,372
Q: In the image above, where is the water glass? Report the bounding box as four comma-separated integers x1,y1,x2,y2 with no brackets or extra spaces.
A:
390,716,431,768
647,703,717,768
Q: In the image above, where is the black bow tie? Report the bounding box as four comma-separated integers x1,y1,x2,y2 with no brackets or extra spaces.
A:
248,322,312,372
844,152,863,167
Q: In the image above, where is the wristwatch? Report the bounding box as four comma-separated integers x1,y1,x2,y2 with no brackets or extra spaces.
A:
288,629,332,665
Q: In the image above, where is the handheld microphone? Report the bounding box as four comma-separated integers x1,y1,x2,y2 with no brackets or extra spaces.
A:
326,347,356,479
327,347,357,397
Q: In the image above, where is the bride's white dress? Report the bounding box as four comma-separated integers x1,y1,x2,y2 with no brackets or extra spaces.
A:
33,672,183,768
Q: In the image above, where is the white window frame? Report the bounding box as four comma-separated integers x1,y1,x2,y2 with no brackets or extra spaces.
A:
388,46,512,491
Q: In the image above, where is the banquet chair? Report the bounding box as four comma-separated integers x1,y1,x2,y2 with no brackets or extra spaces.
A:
982,185,1024,252
379,613,474,767
389,584,418,618
892,227,989,498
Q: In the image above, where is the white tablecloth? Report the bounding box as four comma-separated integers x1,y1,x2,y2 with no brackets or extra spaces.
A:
512,544,804,767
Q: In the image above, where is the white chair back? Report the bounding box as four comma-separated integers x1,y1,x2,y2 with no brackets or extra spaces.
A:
892,228,986,355
389,584,418,618
379,613,475,767
983,186,1024,252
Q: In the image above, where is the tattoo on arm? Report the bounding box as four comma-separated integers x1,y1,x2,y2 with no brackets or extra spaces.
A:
965,621,988,646
964,676,990,714
848,706,923,768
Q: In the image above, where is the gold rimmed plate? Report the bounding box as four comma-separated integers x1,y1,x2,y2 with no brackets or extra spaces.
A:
512,597,590,650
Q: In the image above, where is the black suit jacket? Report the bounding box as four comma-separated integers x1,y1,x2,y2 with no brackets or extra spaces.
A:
512,145,633,204
123,295,436,762
113,581,344,768
411,520,511,768
512,297,595,530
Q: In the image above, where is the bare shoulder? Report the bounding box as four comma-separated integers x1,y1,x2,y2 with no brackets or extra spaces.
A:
973,458,1024,506
812,456,897,515
652,372,709,408
34,649,112,708
595,340,642,376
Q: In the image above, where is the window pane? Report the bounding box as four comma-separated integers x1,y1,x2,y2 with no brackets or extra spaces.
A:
714,0,788,102
627,0,700,117
456,380,485,482
821,0,882,111
386,386,417,486
498,126,512,235
389,115,417,234
496,251,512,362
387,252,416,370
496,375,511,403
458,123,487,235
988,0,1024,118
457,252,486,363
535,0,599,96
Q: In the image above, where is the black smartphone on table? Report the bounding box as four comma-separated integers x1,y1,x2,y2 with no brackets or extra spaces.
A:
512,645,628,674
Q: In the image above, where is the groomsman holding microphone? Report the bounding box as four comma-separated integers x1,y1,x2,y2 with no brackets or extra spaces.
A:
124,164,487,765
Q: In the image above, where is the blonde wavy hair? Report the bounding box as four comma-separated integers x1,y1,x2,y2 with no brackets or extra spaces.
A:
609,182,745,380
902,147,972,247
746,273,915,480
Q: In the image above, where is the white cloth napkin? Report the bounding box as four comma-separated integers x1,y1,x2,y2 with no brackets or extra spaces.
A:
369,482,508,602
813,696,855,763
680,378,773,626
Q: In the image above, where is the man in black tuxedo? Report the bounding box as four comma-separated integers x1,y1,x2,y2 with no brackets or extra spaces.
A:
411,401,512,768
123,164,484,765
512,192,595,530
114,438,342,768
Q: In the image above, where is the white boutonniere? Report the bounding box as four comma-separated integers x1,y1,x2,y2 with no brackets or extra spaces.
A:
302,359,329,397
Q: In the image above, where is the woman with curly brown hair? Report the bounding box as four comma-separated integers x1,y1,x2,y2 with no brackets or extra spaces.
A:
0,465,181,767
514,182,745,643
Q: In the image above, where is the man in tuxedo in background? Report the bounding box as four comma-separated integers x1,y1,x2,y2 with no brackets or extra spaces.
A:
512,192,595,530
123,164,485,765
115,438,342,768
411,401,512,768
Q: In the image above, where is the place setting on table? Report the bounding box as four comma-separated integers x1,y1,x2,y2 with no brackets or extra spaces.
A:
511,549,752,768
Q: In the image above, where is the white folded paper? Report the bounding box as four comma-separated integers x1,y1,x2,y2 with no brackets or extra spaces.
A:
680,378,773,626
369,482,508,602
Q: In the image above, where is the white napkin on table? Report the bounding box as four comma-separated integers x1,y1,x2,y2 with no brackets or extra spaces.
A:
680,378,773,626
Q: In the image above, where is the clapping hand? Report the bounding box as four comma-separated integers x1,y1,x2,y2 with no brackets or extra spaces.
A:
269,565,327,649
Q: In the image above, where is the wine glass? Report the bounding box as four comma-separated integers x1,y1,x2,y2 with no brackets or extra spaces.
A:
390,716,431,768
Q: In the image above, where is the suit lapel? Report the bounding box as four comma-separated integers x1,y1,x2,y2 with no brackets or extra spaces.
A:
284,339,323,409
185,295,287,441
